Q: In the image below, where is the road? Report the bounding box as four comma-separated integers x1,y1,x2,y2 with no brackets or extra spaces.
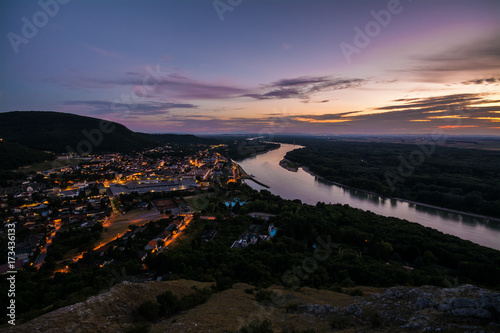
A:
55,209,164,273
161,215,193,249
34,219,62,268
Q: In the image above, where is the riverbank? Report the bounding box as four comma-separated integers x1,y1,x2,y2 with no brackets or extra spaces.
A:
237,143,500,250
301,166,500,224
229,142,281,162
236,164,270,188
279,158,299,172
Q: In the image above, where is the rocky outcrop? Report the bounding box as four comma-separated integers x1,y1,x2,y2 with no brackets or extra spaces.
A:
299,285,500,332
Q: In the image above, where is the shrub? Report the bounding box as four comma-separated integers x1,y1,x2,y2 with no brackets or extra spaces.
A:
362,308,382,328
330,313,349,329
239,319,274,333
285,302,299,313
244,287,255,294
156,290,180,316
124,322,150,333
282,327,317,333
255,289,274,304
347,289,363,296
136,300,160,321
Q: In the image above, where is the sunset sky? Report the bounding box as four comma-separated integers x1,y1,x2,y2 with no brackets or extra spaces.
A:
1,0,499,135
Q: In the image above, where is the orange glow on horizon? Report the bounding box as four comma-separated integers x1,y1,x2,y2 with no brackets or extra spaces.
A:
293,117,350,123
438,125,478,129
473,117,500,122
427,115,469,119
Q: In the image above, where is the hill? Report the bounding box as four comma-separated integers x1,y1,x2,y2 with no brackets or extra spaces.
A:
143,133,214,145
5,280,499,333
0,139,55,170
0,111,209,155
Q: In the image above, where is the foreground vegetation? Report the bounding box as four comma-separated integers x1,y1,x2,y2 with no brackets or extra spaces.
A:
148,185,500,291
2,183,499,326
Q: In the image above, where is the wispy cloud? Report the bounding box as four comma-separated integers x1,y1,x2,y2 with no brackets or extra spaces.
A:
62,100,197,117
375,93,485,112
83,73,248,100
54,71,366,104
244,76,366,101
401,36,500,83
82,43,121,59
461,77,499,85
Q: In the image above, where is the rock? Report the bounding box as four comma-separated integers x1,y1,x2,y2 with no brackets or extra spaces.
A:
452,297,476,309
452,308,492,319
438,301,452,312
416,297,431,309
346,303,358,315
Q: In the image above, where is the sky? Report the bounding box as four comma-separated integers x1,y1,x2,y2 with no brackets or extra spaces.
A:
1,0,499,135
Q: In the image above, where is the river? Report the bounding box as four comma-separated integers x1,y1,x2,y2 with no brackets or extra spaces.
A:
238,143,500,250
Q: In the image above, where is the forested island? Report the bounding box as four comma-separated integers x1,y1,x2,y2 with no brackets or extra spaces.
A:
279,158,299,172
225,139,280,161
284,140,500,219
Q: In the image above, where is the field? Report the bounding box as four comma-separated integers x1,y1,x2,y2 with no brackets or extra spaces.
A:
60,209,163,261
98,209,164,248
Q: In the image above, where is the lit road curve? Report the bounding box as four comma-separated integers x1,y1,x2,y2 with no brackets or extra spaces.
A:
34,219,62,269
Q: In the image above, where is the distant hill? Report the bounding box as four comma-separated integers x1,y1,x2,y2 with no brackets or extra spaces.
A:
0,111,208,154
0,139,55,170
143,133,214,145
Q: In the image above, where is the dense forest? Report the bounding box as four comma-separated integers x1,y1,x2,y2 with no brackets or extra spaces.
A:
0,140,55,170
225,140,280,161
284,140,500,218
149,185,500,290
3,183,499,325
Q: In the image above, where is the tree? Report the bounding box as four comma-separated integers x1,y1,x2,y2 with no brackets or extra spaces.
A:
136,301,160,321
156,290,179,316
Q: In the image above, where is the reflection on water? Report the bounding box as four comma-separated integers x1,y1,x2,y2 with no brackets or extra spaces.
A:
238,143,500,250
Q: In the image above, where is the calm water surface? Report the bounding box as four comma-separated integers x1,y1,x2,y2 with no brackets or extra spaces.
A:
238,144,500,250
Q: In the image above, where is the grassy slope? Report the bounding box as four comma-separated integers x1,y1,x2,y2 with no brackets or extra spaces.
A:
5,279,381,333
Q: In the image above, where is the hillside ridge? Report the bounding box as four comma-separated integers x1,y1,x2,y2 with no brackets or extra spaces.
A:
5,280,499,333
0,111,205,155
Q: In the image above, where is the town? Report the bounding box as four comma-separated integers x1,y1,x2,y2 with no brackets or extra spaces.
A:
0,142,274,277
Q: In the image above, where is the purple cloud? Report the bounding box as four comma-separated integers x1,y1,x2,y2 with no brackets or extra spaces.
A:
244,76,366,100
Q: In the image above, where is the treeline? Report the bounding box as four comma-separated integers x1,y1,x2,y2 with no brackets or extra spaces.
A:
147,187,500,290
0,140,55,170
226,140,280,161
284,141,500,218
